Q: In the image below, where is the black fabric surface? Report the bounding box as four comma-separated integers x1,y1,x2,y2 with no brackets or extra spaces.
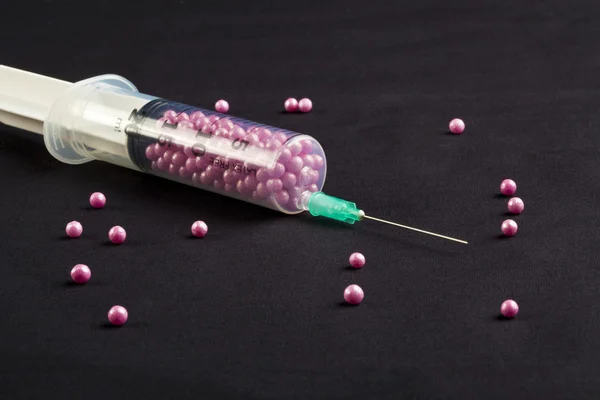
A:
1,1,600,398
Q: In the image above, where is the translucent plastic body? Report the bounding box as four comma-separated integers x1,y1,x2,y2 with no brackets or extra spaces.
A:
42,76,327,214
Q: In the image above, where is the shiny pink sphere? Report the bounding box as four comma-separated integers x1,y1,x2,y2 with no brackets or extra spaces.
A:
108,305,128,326
191,220,208,237
298,98,312,113
501,219,518,236
284,98,299,112
500,179,517,196
108,226,127,244
70,264,91,284
344,284,364,305
65,221,83,238
215,100,229,113
501,300,519,318
449,118,465,134
507,197,525,214
89,192,106,208
349,252,366,268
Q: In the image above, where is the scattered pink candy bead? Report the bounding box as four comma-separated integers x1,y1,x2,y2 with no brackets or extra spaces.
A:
65,221,83,238
349,252,366,268
191,220,208,237
70,264,91,284
344,284,364,305
108,305,128,326
89,192,106,209
500,299,519,318
449,118,465,134
108,226,127,244
284,98,299,112
501,219,518,236
298,98,312,113
507,197,525,214
500,179,517,195
215,99,229,113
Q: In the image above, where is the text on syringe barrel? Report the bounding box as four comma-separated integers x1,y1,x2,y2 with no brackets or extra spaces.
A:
124,99,326,214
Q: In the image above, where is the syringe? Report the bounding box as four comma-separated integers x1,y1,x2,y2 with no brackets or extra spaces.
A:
0,66,467,244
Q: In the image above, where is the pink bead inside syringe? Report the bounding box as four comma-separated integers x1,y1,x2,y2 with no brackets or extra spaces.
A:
126,99,326,214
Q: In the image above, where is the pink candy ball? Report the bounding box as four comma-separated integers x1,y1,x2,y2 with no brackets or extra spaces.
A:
215,99,229,113
65,221,83,238
286,156,304,173
507,197,525,214
344,284,364,305
268,162,285,178
298,98,312,113
281,172,297,188
284,98,299,112
70,264,91,284
191,220,208,237
275,189,290,205
349,252,366,268
500,299,519,318
288,142,303,156
108,225,127,244
500,179,517,196
501,219,518,236
89,192,106,208
266,178,283,193
108,305,128,326
449,118,465,134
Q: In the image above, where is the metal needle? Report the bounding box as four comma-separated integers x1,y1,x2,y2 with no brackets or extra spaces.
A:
363,214,468,245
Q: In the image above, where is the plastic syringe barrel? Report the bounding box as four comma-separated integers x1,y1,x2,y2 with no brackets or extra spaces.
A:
41,75,327,214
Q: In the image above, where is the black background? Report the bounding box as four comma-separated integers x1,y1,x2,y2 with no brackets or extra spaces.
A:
1,1,600,398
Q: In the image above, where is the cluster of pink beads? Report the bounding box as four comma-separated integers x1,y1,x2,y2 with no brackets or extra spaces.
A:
499,179,524,236
143,110,325,211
